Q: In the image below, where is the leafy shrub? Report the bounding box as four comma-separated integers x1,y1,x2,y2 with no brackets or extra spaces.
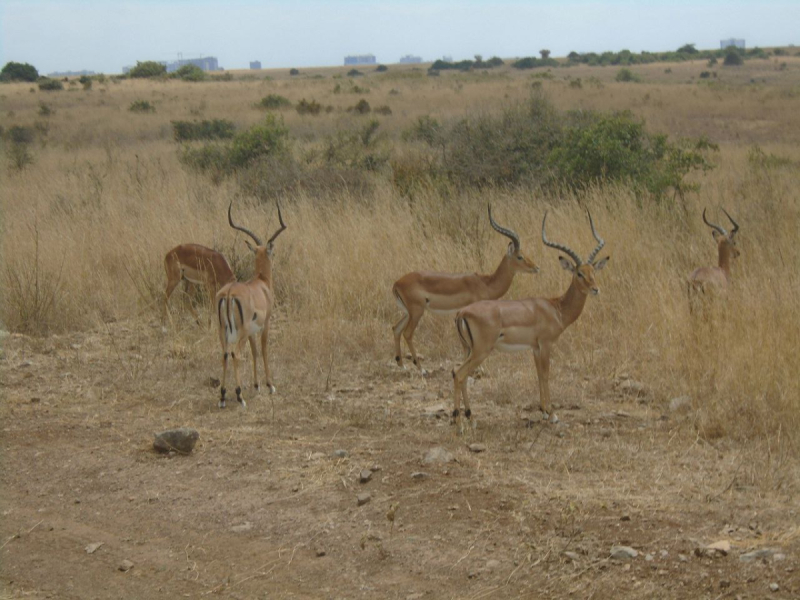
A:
37,78,63,91
38,102,53,116
512,56,559,69
374,105,392,115
748,144,794,169
615,68,641,82
172,64,205,81
7,125,35,144
129,100,156,113
211,72,234,81
228,114,289,168
349,99,371,114
296,98,322,115
171,119,236,142
128,61,167,78
677,44,698,54
347,69,363,77
0,61,39,82
403,115,443,146
375,64,388,72
180,144,231,182
699,71,712,79
79,75,92,90
723,48,744,66
289,68,300,76
707,57,718,66
258,94,292,110
569,79,583,89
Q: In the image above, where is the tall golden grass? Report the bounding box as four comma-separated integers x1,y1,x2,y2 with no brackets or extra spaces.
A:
1,60,799,445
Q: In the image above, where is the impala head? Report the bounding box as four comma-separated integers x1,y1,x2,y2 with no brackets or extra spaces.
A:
228,201,287,262
488,205,540,275
703,207,740,259
542,210,610,296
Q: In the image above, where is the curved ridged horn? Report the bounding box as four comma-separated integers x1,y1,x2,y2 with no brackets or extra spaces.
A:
721,207,739,236
585,210,606,265
267,203,287,245
228,201,264,247
488,205,520,252
702,208,728,237
542,211,582,266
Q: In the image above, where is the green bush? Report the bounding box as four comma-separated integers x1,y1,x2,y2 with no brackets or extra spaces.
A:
615,68,641,82
296,98,322,115
211,72,235,81
374,105,392,115
723,48,744,66
172,64,205,81
228,114,289,168
347,69,363,77
0,61,39,82
349,99,371,114
128,61,167,78
38,102,54,116
7,125,35,144
512,56,559,69
37,78,64,91
289,68,300,76
403,115,443,146
129,100,156,113
171,119,236,142
79,75,92,90
258,94,292,110
375,64,388,72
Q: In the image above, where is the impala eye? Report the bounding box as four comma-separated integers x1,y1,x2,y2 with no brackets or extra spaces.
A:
517,256,523,260
577,272,585,279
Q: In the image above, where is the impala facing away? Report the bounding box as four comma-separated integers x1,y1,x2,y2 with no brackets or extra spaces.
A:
163,244,235,323
216,202,286,408
392,205,540,371
687,208,740,301
452,210,610,425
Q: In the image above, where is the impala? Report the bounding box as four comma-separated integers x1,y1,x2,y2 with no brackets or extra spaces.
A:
687,208,740,301
392,205,540,371
163,243,235,323
216,201,286,408
452,210,610,425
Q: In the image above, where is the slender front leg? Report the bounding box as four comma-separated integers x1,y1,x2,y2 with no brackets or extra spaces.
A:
248,336,260,391
402,306,425,371
232,340,247,408
219,333,229,409
260,324,276,394
535,344,552,419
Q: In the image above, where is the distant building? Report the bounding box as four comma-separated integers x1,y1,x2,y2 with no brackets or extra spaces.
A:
442,55,453,62
720,39,746,50
48,69,96,77
399,55,422,64
250,61,262,70
344,54,376,66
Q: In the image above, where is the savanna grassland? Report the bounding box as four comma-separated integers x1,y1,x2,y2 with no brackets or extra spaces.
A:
1,54,800,599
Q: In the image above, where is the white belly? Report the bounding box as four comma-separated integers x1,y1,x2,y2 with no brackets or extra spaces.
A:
428,307,459,317
495,342,530,353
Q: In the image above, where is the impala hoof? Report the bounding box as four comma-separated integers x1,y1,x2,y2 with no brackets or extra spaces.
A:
219,400,226,409
269,385,276,394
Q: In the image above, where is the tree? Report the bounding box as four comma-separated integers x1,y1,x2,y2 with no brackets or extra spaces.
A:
540,49,551,59
173,64,205,81
723,48,743,66
678,43,698,54
128,61,167,78
0,61,39,82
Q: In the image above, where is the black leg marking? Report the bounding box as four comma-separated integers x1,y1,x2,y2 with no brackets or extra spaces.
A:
465,409,471,419
452,409,460,418
220,387,227,408
235,386,243,404
254,383,260,391
234,298,244,327
395,356,401,363
231,352,235,359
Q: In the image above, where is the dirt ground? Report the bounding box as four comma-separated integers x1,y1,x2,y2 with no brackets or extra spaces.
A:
1,317,798,600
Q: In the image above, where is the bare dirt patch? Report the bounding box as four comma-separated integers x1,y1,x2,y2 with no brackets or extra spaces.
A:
1,321,798,599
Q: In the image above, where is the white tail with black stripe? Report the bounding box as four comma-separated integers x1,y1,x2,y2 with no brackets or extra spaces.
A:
215,201,286,408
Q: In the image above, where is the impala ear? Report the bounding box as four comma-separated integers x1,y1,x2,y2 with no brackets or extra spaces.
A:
711,230,723,242
593,256,610,271
266,242,275,258
558,256,575,272
506,242,515,256
244,239,256,253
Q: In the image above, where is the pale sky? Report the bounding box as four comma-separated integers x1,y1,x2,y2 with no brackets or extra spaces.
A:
1,0,797,75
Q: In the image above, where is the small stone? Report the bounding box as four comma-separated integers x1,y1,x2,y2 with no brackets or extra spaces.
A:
619,380,646,396
678,554,689,562
231,522,253,533
423,447,454,464
411,472,429,480
620,514,631,521
740,548,776,562
359,470,372,483
704,540,731,556
357,493,371,506
563,551,580,562
309,452,326,461
153,427,199,454
622,563,631,571
468,443,486,453
422,404,448,418
549,414,560,424
669,395,692,412
645,554,654,562
333,449,348,458
660,550,669,558
769,583,779,592
118,559,134,572
370,464,381,472
720,579,731,589
773,553,786,562
610,545,638,560
315,548,326,557
85,542,103,554
19,360,32,368
485,559,500,571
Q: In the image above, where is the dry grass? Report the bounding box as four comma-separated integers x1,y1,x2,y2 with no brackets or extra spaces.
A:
1,59,799,451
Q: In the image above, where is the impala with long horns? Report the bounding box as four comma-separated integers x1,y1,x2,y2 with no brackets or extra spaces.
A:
452,210,610,425
688,208,740,299
216,202,286,408
392,205,540,371
163,244,235,324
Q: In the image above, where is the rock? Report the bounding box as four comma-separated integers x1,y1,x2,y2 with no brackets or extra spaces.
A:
333,449,349,458
620,514,631,521
411,472,429,480
423,446,454,464
231,522,253,533
740,548,777,562
153,428,199,454
85,542,103,554
773,553,786,562
563,551,581,562
309,452,326,461
619,380,646,396
610,545,638,560
645,554,654,562
423,404,448,418
485,559,500,571
669,395,692,413
468,443,486,453
549,414,560,424
118,559,134,572
315,548,326,557
719,579,731,589
769,583,779,592
357,493,371,506
705,540,731,556
359,470,372,483
678,554,689,562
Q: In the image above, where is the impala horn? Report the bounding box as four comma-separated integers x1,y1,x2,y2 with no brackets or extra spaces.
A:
585,210,606,265
228,201,264,246
488,205,520,253
702,208,728,237
267,203,288,246
542,211,582,266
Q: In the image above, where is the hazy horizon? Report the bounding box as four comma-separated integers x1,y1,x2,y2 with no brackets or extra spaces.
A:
2,0,798,75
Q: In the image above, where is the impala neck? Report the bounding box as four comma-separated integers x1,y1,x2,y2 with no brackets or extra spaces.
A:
557,277,589,330
254,253,273,288
718,242,733,278
483,254,516,299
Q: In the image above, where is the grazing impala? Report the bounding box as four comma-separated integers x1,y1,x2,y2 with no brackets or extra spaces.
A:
452,210,610,425
688,208,740,302
163,244,235,323
216,201,286,408
392,205,540,371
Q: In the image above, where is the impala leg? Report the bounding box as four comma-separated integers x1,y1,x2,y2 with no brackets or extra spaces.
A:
182,280,203,325
219,329,229,409
392,311,410,368
452,350,491,427
260,323,276,394
248,336,260,392
232,339,247,408
163,270,181,323
402,306,425,371
533,344,553,420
